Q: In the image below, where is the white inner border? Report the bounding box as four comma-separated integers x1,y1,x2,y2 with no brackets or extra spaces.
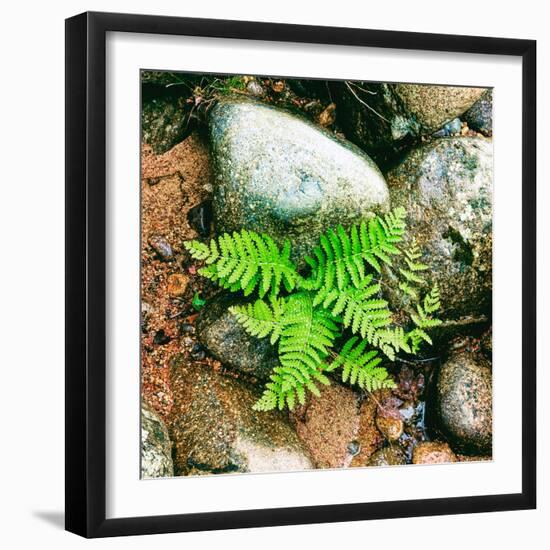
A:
106,32,523,519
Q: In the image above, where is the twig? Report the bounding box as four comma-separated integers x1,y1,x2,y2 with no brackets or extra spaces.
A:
344,81,390,123
347,81,378,95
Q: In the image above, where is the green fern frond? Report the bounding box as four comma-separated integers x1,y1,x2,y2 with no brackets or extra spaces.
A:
407,285,442,352
229,297,286,345
187,207,444,412
300,207,407,299
250,292,340,411
330,336,396,391
184,229,296,298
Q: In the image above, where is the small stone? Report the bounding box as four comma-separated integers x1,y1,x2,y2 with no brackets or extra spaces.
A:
317,103,336,127
441,117,462,136
149,235,173,261
153,329,171,345
190,343,206,360
347,440,361,456
167,273,188,296
246,80,265,97
412,441,457,464
376,415,404,442
368,446,407,467
179,323,195,335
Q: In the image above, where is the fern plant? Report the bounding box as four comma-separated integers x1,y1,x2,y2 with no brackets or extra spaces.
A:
184,207,442,411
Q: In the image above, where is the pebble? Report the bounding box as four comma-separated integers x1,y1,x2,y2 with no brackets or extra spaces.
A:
149,235,173,261
376,415,404,442
246,80,266,97
167,273,188,296
153,329,171,345
368,446,407,467
412,441,457,464
179,323,195,335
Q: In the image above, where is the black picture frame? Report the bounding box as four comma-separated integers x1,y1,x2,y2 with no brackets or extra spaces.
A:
65,11,536,538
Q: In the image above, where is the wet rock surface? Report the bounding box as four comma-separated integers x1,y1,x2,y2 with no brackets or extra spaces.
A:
169,357,313,475
430,351,492,454
386,137,493,327
350,395,385,467
337,82,485,168
290,384,361,468
368,446,407,467
463,90,493,137
196,293,278,380
141,403,174,478
209,98,390,261
376,414,404,442
412,441,457,464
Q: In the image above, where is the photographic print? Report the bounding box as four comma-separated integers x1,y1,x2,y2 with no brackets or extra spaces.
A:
140,72,493,479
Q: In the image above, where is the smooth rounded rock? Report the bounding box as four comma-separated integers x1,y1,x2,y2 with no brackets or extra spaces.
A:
209,98,389,261
196,293,278,380
169,358,313,475
141,403,174,478
386,137,493,326
412,441,457,464
433,351,492,454
376,415,404,442
367,446,407,467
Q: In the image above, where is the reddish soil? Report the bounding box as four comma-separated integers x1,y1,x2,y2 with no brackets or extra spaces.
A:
140,133,219,421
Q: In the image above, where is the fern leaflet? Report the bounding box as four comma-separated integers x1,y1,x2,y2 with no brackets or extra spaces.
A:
184,229,297,298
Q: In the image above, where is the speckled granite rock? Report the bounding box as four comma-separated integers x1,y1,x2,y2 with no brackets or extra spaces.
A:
337,82,486,168
141,403,174,478
393,85,486,134
367,446,407,467
169,357,313,475
463,89,493,136
412,441,457,464
386,137,493,327
290,384,361,468
432,351,492,454
209,98,389,261
196,293,278,380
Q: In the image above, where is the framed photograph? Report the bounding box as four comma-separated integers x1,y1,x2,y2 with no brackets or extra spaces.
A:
65,11,536,538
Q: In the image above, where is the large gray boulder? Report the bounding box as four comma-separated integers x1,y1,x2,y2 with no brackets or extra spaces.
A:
141,403,174,478
431,351,493,455
209,98,389,261
169,357,313,475
337,82,486,168
386,137,493,327
196,293,278,380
